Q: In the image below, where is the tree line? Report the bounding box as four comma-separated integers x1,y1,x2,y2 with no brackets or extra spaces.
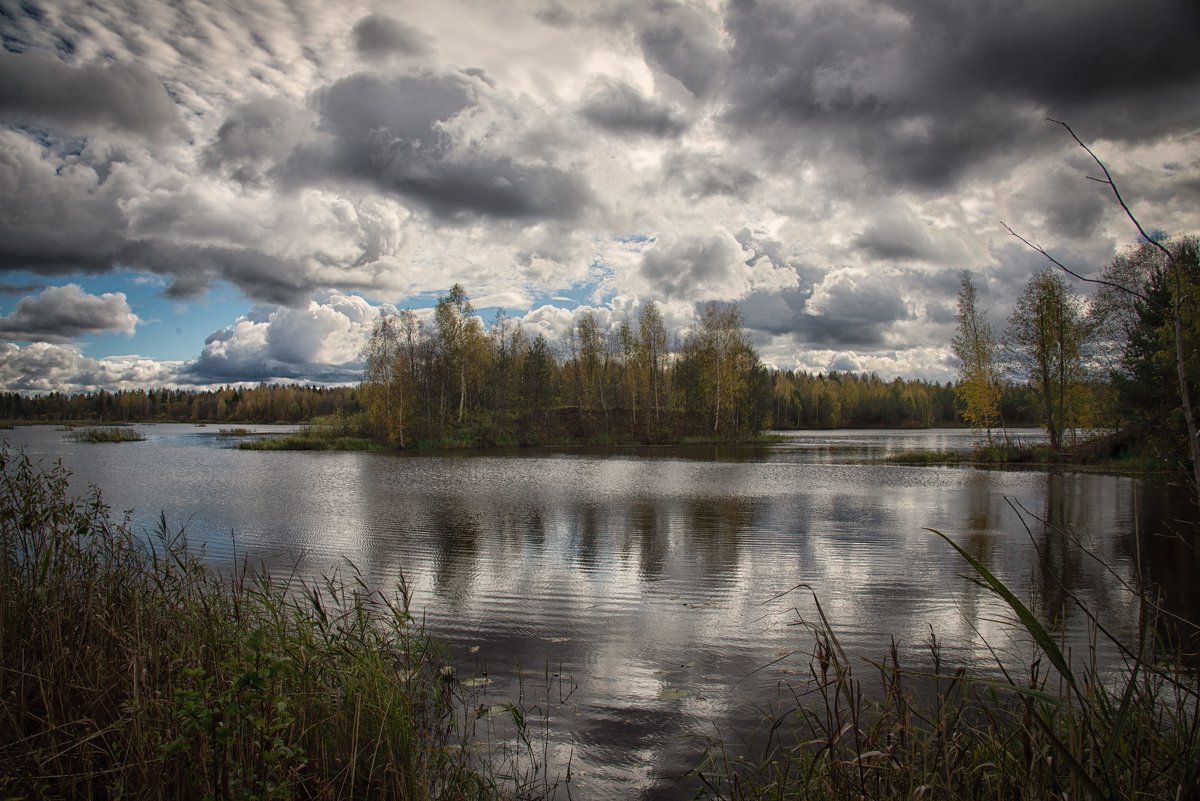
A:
0,385,362,425
954,234,1199,470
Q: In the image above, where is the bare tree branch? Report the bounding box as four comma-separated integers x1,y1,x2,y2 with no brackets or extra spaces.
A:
1000,221,1156,307
1046,118,1174,264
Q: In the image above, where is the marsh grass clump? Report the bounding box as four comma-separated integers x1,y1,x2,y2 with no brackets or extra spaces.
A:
218,427,253,437
0,448,509,800
66,425,147,443
699,534,1200,801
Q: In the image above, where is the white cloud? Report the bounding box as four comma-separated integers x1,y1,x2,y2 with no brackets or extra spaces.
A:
0,342,181,393
188,293,377,384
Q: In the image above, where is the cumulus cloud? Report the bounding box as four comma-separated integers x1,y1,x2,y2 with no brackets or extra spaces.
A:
662,151,758,200
802,269,913,347
853,215,940,262
638,1,728,98
0,0,1197,392
0,283,139,342
638,235,740,300
0,130,133,274
0,48,179,138
186,293,376,384
739,265,915,351
0,342,181,393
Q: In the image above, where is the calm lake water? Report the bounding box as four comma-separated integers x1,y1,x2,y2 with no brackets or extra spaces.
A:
4,424,1197,800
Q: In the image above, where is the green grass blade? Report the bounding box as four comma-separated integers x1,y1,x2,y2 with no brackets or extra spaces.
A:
927,528,1078,694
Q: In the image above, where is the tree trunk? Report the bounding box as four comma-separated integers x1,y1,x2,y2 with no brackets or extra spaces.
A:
1171,270,1200,492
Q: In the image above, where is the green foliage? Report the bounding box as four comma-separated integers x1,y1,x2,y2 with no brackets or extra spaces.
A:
763,369,1011,429
1097,235,1200,471
355,288,772,448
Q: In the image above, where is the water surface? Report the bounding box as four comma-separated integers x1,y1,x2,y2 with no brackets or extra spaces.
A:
4,425,1192,799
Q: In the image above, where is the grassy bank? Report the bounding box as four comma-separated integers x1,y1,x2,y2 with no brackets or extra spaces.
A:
0,448,519,800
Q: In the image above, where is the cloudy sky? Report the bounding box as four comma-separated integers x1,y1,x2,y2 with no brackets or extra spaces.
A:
1,0,1198,393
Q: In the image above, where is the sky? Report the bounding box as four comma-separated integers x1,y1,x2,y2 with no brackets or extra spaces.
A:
1,0,1199,393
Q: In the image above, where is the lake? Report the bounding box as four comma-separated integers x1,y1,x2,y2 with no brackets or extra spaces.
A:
3,424,1195,800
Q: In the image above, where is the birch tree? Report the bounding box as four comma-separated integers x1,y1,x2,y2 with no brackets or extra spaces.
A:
361,311,405,446
951,270,1003,441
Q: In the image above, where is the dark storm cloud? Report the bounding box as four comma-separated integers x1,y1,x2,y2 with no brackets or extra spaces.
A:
580,79,687,138
663,152,759,199
185,348,362,384
185,323,363,386
805,278,911,347
300,72,589,223
0,133,129,274
0,281,46,295
1033,169,1109,240
0,283,138,342
738,288,809,337
0,48,178,137
721,0,1200,191
638,1,727,98
853,216,938,261
352,13,433,60
117,240,311,306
